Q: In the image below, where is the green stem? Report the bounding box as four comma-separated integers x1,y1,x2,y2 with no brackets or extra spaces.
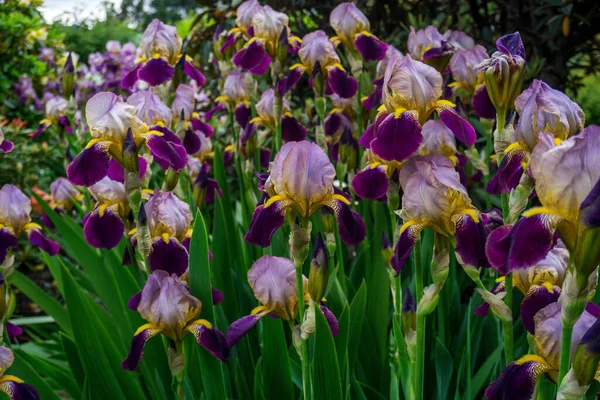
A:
503,274,514,363
415,313,425,400
356,70,364,136
466,298,472,400
558,323,573,384
484,128,493,210
293,223,310,400
274,93,283,153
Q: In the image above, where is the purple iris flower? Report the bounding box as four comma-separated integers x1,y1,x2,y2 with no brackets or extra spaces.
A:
251,89,306,142
33,96,72,138
0,346,40,399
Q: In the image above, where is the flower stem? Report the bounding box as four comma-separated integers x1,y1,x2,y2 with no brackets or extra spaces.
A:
502,273,514,363
293,221,311,400
484,127,493,210
413,238,424,400
558,323,573,384
274,93,283,153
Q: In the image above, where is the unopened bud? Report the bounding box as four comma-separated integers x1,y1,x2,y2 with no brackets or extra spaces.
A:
557,369,590,400
321,207,335,234
313,65,325,99
292,324,303,356
507,173,534,224
417,284,442,316
572,318,600,386
276,28,288,68
402,288,416,335
493,123,515,159
61,52,75,99
381,231,393,265
308,233,329,302
164,168,180,192
301,300,316,340
431,241,450,285
475,288,511,322
289,221,311,266
193,169,209,210
560,270,589,327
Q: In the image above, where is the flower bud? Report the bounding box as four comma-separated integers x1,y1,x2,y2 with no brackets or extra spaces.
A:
560,270,590,328
493,118,515,158
137,202,151,262
321,207,335,234
313,63,325,98
61,52,75,99
417,284,442,316
507,173,534,224
381,231,393,266
168,347,185,378
308,233,329,302
292,324,303,357
289,220,311,266
572,317,600,387
431,234,450,285
301,300,316,340
193,168,209,210
557,369,590,400
475,288,512,322
164,168,180,192
402,288,416,335
276,28,289,68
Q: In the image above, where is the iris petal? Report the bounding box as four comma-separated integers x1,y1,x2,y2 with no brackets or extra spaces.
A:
186,321,229,362
391,223,423,276
83,209,124,249
67,142,111,187
148,237,189,276
121,324,162,371
521,285,560,334
352,165,389,200
244,201,288,247
226,314,262,349
355,33,388,61
454,213,489,269
28,230,60,257
138,58,174,87
371,112,423,162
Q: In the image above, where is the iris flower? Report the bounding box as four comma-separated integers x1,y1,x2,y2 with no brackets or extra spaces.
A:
359,54,476,165
0,184,60,266
390,155,488,275
0,129,13,154
33,96,72,138
170,84,215,155
487,80,585,194
244,141,366,247
225,255,338,350
329,2,388,62
121,19,205,88
0,346,39,399
250,88,307,142
485,302,597,399
486,125,600,275
67,92,187,187
122,270,227,371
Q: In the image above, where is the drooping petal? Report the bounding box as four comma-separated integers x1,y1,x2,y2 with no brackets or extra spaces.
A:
454,213,489,269
438,107,477,146
362,86,382,111
327,67,358,99
355,33,388,61
186,321,229,362
28,230,60,256
580,178,600,228
329,200,366,246
183,60,206,85
352,165,389,200
0,230,18,266
148,237,188,276
281,116,307,142
370,112,422,162
5,322,22,341
121,325,162,371
391,223,423,276
472,85,496,119
212,287,223,305
226,314,262,349
146,132,188,171
106,157,147,183
190,118,214,137
127,291,142,311
244,202,287,247
521,285,560,334
183,129,201,155
484,357,552,400
0,379,40,400
67,142,111,187
31,122,50,138
233,41,270,74
486,151,525,194
83,210,124,249
121,63,142,89
320,305,339,336
234,105,252,130
138,57,174,87
277,68,303,97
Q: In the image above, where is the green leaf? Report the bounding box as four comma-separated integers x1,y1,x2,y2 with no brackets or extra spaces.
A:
11,270,72,335
187,212,228,400
470,345,502,399
60,333,85,388
313,305,343,400
434,338,454,400
253,357,265,400
262,316,294,399
348,281,367,373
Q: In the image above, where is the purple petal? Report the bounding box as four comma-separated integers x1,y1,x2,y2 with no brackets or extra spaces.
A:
485,360,547,400
259,148,271,169
212,286,223,305
281,116,307,142
486,151,524,194
330,200,366,246
359,116,382,149
327,67,358,99
244,203,287,247
42,213,54,229
320,305,339,336
6,322,23,341
371,113,423,162
474,303,490,317
355,34,388,61
28,230,60,256
235,105,252,130
454,214,489,269
226,314,261,349
391,224,420,276
83,209,124,249
219,34,235,54
183,129,201,155
184,60,206,85
250,53,272,75
205,104,225,121
121,326,162,371
438,108,477,146
121,64,141,89
0,381,40,400
586,302,600,318
0,140,14,153
107,157,147,183
472,85,496,119
138,58,174,87
0,229,18,266
580,178,600,228
496,32,526,60
521,285,560,334
187,323,229,362
325,113,341,136
58,115,72,134
203,178,222,204
148,237,188,277
233,41,270,75
146,134,188,171
352,166,389,200
277,68,303,97
31,122,49,138
67,142,111,187
362,86,382,111
191,118,214,137
127,291,142,311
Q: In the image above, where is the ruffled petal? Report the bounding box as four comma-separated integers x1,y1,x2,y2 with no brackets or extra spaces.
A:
83,210,124,249
186,321,229,362
281,116,307,142
233,41,271,76
148,237,188,277
352,165,389,200
0,140,14,154
355,33,388,61
486,151,524,194
485,357,552,400
454,213,489,268
138,58,174,87
327,67,358,99
329,200,366,246
438,107,477,146
146,132,188,171
67,142,111,187
521,285,560,334
190,118,214,137
184,60,206,85
28,230,60,256
370,112,422,162
0,379,40,400
244,202,287,247
121,325,162,371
